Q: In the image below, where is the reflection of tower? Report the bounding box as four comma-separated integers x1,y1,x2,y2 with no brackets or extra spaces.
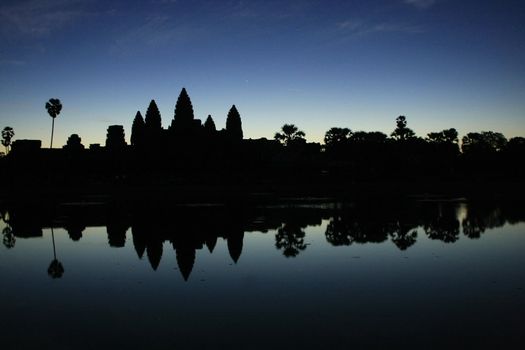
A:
147,239,163,271
9,205,43,238
106,217,128,248
205,235,217,253
227,230,244,263
131,223,147,259
65,220,86,242
106,203,129,248
175,247,196,281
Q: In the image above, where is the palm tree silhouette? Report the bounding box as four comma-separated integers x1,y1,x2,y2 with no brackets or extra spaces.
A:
1,126,14,154
274,124,306,146
45,98,62,148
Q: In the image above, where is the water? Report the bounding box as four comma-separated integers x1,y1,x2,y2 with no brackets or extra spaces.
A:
1,200,524,349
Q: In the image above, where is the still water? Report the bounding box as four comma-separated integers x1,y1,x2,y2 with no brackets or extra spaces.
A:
1,199,524,349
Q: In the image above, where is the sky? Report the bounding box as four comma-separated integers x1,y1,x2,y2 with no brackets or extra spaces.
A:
0,0,524,147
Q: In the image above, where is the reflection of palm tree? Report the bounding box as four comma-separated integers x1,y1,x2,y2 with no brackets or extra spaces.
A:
45,98,62,148
1,210,15,249
2,226,15,249
48,227,64,278
275,223,307,258
48,259,64,278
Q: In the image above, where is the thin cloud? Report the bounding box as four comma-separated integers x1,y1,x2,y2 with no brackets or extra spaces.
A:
403,0,436,9
0,59,25,66
336,19,423,36
110,14,204,56
0,0,90,37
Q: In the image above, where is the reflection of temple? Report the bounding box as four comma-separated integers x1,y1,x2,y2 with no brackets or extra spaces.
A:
1,199,525,275
127,205,250,280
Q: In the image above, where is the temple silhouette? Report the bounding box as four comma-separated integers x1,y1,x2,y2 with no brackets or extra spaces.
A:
0,88,524,199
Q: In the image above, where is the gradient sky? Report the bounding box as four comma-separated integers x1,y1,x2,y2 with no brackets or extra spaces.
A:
1,0,524,147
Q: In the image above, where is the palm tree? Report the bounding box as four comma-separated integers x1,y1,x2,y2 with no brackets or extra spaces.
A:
274,124,306,146
391,115,415,141
1,126,14,154
45,98,62,148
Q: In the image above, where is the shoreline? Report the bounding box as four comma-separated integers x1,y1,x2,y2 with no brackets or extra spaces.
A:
2,179,524,205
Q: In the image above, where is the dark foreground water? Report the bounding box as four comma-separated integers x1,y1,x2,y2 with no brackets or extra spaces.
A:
1,199,524,349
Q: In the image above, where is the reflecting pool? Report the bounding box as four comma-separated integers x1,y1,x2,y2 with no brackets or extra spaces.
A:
1,199,524,349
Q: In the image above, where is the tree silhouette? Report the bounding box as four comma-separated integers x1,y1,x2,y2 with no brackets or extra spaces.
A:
274,124,306,146
426,128,460,175
351,131,387,143
325,216,353,246
324,127,351,147
504,137,525,177
204,115,217,133
427,128,458,144
391,116,415,141
324,127,352,160
1,126,14,154
275,223,307,257
225,105,243,140
388,223,418,251
462,131,507,154
130,111,145,148
45,98,62,148
505,137,525,154
424,218,459,243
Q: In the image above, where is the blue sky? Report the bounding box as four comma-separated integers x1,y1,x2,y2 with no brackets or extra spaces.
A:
1,0,524,147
